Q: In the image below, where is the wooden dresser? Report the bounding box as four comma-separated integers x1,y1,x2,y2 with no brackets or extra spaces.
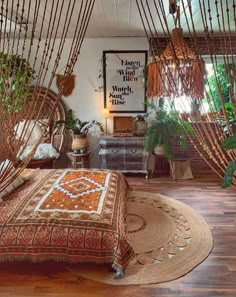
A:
99,136,149,178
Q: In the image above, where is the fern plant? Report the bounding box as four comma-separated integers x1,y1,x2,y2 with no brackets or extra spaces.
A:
55,109,104,135
221,135,236,188
144,104,194,160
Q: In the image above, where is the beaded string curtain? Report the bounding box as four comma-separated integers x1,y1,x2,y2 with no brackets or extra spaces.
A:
136,0,236,183
0,0,95,191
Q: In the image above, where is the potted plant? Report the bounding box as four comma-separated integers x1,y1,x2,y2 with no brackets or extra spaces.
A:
144,102,194,160
221,135,236,188
55,109,104,153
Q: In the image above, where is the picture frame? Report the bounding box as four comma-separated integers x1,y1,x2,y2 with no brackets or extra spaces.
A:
103,50,148,113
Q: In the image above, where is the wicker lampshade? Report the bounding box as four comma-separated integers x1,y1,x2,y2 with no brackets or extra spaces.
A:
147,27,205,99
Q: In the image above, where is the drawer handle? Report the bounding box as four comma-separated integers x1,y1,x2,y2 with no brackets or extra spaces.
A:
131,149,137,153
112,149,119,153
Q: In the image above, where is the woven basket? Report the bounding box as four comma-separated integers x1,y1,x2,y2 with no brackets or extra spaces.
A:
72,134,89,152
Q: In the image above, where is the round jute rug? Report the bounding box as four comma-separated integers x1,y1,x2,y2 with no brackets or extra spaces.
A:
66,191,213,285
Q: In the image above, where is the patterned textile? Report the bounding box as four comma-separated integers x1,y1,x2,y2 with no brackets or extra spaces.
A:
0,169,134,273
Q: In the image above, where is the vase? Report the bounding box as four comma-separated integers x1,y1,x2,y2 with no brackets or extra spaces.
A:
133,118,147,136
72,134,89,153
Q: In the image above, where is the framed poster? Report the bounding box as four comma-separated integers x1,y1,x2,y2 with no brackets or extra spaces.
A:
103,50,148,113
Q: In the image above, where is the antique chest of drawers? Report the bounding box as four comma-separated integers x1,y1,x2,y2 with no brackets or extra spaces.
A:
99,136,149,178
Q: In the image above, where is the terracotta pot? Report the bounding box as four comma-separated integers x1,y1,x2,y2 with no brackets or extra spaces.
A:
72,134,89,152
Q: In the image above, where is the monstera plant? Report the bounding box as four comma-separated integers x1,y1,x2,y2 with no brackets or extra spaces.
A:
221,135,236,188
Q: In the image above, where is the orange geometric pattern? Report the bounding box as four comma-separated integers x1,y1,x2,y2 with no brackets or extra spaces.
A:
36,170,110,213
0,169,134,274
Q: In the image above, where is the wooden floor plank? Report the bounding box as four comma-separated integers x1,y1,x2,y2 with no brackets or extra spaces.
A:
0,174,235,296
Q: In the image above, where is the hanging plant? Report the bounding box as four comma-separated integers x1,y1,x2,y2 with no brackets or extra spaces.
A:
0,52,35,114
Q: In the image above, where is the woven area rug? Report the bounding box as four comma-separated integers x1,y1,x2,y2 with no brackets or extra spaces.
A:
66,191,213,285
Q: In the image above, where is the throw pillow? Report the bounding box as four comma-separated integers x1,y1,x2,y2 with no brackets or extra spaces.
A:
15,120,43,146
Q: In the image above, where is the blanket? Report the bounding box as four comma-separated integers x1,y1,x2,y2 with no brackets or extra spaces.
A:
0,169,134,274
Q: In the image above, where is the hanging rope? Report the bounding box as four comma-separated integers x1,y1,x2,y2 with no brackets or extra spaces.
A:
136,0,236,183
0,0,95,191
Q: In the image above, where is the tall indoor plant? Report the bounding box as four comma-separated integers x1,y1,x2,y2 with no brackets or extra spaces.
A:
144,102,194,160
55,109,104,152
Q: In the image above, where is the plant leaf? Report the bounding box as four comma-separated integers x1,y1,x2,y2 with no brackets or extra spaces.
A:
222,161,236,188
221,135,236,149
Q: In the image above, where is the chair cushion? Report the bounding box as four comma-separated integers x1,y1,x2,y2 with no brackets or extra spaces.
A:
15,120,43,146
18,143,60,161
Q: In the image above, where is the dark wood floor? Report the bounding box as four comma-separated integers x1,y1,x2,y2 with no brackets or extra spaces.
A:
0,173,236,297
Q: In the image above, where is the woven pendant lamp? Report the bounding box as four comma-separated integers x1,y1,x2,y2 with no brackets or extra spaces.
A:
147,22,205,99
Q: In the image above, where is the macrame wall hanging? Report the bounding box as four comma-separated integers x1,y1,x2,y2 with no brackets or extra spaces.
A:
136,0,236,184
0,0,95,191
56,74,76,97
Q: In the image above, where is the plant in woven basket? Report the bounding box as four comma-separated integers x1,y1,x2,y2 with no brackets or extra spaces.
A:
55,109,104,152
221,135,236,188
144,102,194,160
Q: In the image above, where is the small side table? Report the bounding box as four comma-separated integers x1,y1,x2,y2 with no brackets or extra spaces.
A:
151,153,170,178
67,151,90,169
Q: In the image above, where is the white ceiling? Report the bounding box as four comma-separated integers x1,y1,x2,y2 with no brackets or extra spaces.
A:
86,0,235,37
2,0,235,38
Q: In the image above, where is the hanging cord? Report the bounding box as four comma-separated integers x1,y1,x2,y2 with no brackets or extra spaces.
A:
0,0,95,191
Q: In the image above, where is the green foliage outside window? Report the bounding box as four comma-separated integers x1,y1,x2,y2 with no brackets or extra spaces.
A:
206,64,233,111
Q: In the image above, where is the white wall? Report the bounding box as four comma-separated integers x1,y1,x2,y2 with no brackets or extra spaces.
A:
12,37,148,167
28,37,149,167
